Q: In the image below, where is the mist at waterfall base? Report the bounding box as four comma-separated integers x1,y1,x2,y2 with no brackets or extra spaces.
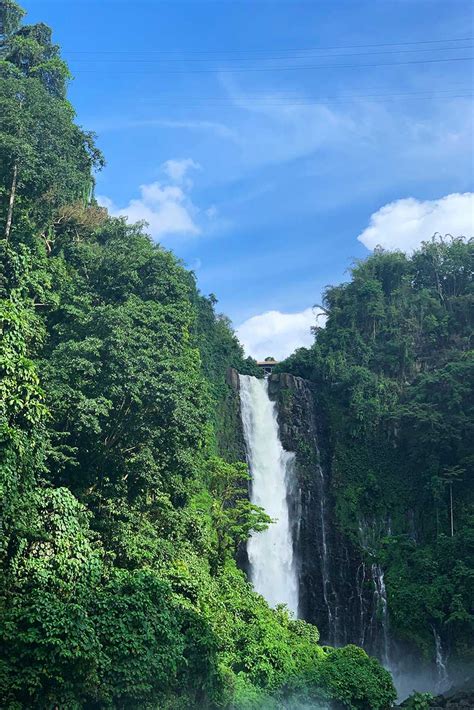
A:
233,700,331,710
238,374,456,704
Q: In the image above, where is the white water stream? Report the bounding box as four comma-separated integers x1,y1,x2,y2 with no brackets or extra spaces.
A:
372,563,391,667
433,627,449,692
239,374,299,615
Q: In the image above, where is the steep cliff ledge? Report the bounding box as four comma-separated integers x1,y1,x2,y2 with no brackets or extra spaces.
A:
267,372,387,656
228,370,403,671
267,372,321,454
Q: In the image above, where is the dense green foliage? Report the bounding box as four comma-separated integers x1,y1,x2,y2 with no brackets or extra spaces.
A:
281,239,474,662
0,4,395,709
194,292,262,460
401,692,434,710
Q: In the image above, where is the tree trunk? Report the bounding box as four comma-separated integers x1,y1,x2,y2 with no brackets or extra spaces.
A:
4,162,18,243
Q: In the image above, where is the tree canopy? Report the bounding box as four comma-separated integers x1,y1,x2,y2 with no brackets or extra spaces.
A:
0,5,397,709
282,237,474,662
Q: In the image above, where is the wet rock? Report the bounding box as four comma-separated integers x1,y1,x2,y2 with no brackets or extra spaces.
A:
430,689,474,709
399,682,474,710
226,366,240,391
267,372,385,651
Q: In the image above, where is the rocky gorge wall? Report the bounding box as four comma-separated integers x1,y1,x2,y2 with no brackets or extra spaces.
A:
226,368,389,656
267,372,388,654
225,368,465,700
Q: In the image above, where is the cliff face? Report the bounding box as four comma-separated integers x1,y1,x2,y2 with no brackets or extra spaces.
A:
267,372,389,655
219,368,247,463
228,369,404,669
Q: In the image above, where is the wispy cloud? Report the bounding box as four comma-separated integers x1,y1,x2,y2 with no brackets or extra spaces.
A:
217,74,474,191
90,117,239,142
156,119,239,141
358,192,474,252
219,76,356,168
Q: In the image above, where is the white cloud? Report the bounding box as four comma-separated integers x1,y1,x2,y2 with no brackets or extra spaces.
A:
357,193,474,252
237,307,324,361
162,158,201,184
96,195,114,211
97,158,208,241
97,183,199,240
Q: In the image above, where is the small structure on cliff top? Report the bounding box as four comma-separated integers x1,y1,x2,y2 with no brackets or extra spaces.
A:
256,358,278,376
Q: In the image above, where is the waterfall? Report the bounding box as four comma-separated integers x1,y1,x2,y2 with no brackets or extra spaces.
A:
371,563,391,667
433,628,449,692
315,460,338,642
357,518,397,670
356,561,367,646
239,374,299,616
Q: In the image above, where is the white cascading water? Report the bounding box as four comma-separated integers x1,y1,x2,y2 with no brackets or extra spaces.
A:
239,374,299,616
372,563,391,667
433,628,449,692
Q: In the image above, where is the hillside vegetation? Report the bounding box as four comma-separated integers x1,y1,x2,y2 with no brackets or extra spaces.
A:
0,3,396,709
282,236,474,663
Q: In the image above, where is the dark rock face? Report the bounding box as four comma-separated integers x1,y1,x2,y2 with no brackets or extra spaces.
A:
228,368,397,663
425,680,474,710
229,369,457,696
226,366,241,393
427,690,474,709
267,372,386,654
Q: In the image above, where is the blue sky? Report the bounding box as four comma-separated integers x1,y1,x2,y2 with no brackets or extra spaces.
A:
23,0,474,358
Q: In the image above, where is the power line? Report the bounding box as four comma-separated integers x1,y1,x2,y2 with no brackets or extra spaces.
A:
129,81,472,97
68,45,474,64
73,56,474,74
132,89,473,103
130,85,471,98
65,36,473,56
97,94,474,108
